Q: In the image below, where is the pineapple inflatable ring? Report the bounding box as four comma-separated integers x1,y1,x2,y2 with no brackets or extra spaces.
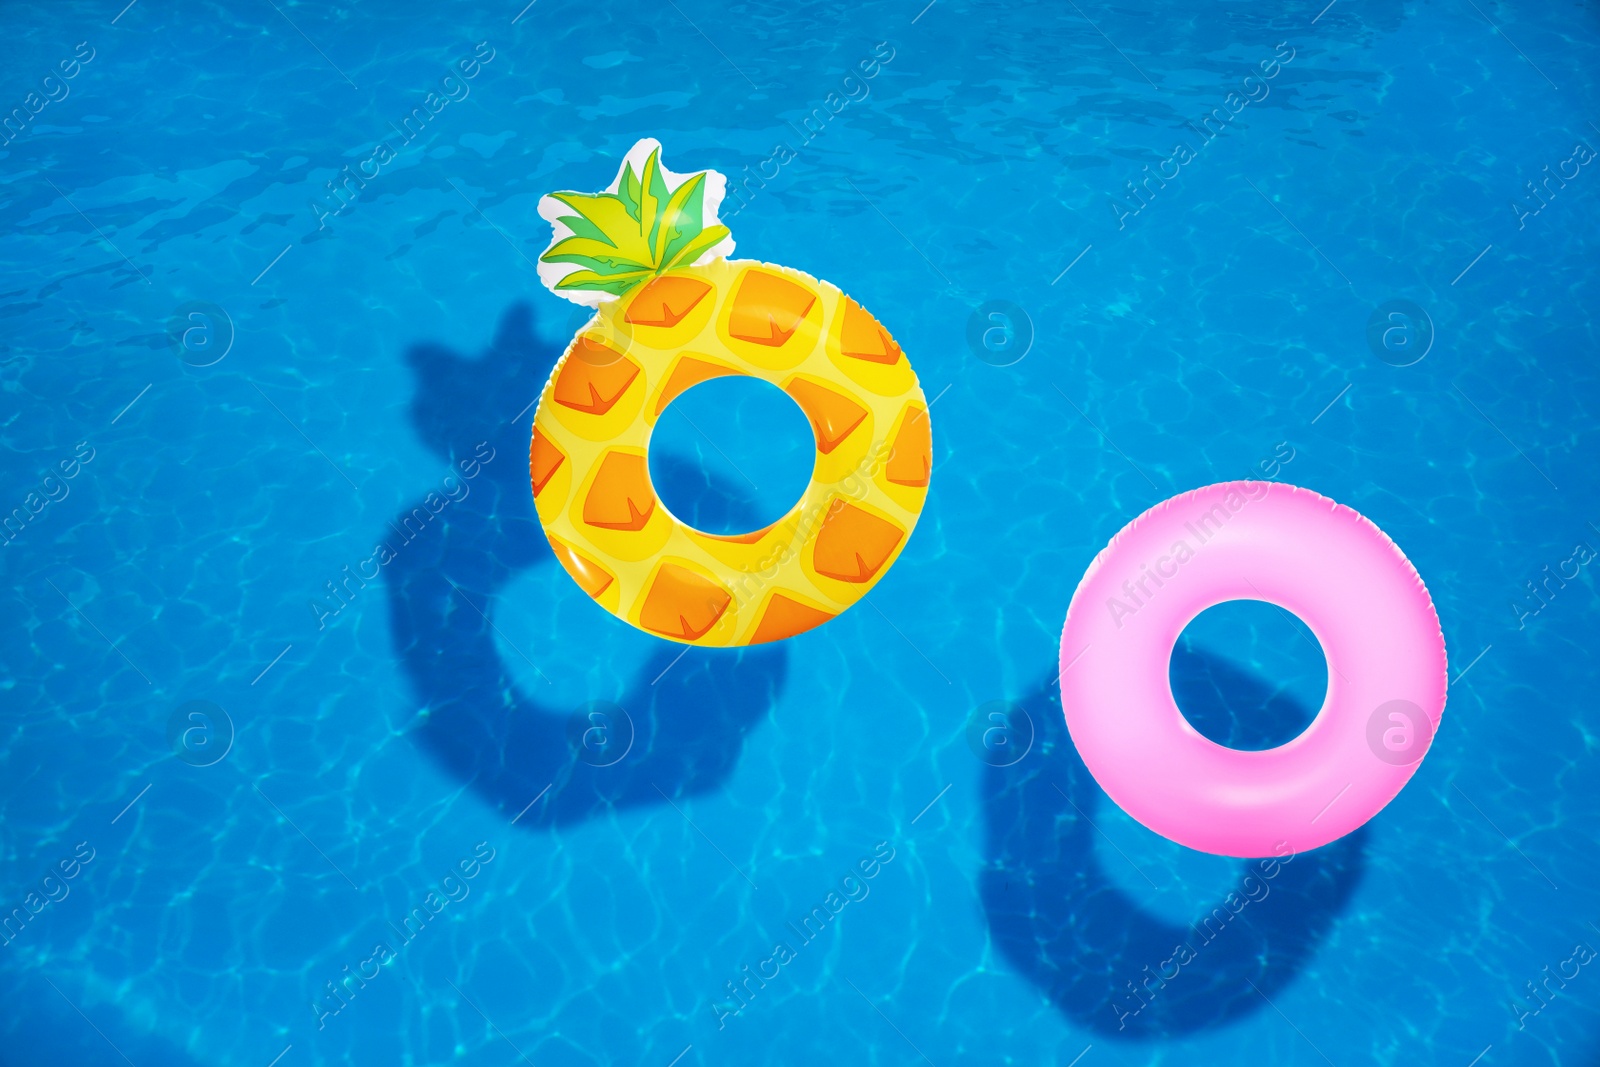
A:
529,139,931,646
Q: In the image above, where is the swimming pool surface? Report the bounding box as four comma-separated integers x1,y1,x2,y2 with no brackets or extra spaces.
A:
3,1,1599,1064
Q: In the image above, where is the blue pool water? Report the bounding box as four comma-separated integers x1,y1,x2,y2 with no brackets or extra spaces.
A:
3,1,1599,1064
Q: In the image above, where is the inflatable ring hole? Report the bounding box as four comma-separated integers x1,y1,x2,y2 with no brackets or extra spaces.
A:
1169,599,1329,751
648,375,817,537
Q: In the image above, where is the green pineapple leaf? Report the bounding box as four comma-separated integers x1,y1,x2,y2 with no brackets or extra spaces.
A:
553,267,657,296
641,149,672,253
655,171,707,267
538,139,734,302
554,208,614,248
663,224,730,272
617,161,643,223
547,192,653,267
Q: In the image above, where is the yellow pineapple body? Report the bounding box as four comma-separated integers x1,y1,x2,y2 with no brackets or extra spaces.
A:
531,258,930,646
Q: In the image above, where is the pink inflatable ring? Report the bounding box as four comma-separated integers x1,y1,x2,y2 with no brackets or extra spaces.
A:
1058,481,1447,858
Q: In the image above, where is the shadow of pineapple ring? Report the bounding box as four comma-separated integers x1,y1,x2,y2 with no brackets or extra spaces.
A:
386,302,788,829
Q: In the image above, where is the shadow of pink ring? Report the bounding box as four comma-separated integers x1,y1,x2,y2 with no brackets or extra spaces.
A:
1058,481,1447,858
